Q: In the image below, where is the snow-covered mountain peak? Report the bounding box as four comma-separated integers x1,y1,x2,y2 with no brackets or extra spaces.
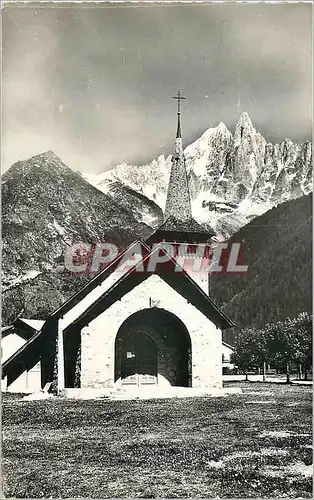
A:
233,112,257,146
236,111,254,130
216,121,229,133
84,113,312,238
186,122,231,153
184,122,232,178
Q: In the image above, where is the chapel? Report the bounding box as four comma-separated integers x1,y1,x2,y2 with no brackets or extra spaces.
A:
2,92,234,397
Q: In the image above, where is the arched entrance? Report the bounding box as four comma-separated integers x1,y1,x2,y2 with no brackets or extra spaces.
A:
115,308,192,387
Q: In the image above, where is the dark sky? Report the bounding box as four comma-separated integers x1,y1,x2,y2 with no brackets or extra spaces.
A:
2,2,312,173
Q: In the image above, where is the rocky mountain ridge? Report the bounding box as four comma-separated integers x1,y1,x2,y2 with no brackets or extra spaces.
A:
85,112,312,237
2,151,157,290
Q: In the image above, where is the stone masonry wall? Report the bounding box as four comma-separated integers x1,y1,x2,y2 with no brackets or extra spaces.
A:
80,275,222,389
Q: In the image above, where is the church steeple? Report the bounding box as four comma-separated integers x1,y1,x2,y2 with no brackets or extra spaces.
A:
164,91,192,221
146,91,215,295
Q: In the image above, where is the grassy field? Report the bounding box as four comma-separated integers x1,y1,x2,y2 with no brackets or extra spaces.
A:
2,383,312,498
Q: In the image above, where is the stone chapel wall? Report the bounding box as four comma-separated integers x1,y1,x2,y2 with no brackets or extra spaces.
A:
80,275,222,390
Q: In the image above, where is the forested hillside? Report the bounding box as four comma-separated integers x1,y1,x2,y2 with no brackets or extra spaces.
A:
211,194,312,344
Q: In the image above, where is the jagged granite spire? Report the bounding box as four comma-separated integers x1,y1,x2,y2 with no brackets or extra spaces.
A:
164,91,192,221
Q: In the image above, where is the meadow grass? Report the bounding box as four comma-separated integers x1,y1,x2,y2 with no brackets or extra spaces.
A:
2,383,312,498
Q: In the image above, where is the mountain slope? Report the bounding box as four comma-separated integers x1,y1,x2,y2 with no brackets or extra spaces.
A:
86,113,312,237
84,175,164,229
211,194,312,344
2,151,153,289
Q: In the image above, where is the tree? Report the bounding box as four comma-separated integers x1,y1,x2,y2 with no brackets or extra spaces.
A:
231,327,268,380
287,312,312,380
265,319,298,383
231,312,312,383
262,313,312,382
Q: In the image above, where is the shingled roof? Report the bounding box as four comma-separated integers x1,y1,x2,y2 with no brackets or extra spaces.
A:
156,215,215,236
63,242,235,332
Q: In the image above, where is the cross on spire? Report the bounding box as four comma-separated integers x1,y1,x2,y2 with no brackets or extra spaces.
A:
173,90,186,114
172,90,186,139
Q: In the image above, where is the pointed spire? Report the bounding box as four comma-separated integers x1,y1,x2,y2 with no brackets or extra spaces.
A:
164,91,192,221
176,114,182,139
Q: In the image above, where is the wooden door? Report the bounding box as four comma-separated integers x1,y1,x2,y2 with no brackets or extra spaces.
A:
121,333,157,386
138,334,157,385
